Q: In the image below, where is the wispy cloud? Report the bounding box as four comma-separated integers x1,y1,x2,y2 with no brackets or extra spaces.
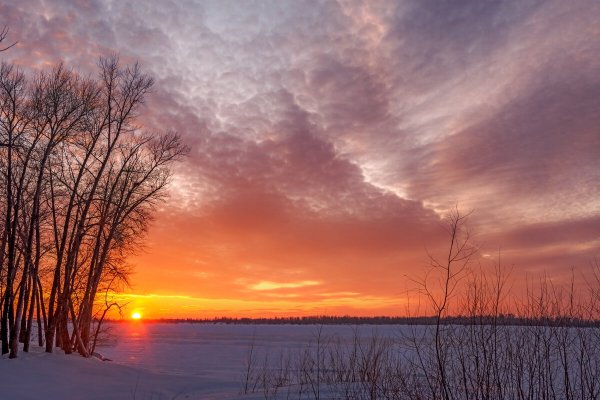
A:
249,280,322,291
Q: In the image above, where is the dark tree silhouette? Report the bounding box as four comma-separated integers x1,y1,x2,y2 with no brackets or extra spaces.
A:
0,55,188,358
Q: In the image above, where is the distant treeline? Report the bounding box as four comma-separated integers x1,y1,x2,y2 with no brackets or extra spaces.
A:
108,314,600,327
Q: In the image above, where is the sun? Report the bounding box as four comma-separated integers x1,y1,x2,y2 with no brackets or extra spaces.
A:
131,312,142,320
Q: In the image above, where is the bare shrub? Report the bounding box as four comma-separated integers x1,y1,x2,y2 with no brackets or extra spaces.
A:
241,211,600,400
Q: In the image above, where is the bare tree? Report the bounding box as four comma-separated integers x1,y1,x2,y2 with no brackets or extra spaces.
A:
0,55,187,358
0,62,30,355
416,208,477,400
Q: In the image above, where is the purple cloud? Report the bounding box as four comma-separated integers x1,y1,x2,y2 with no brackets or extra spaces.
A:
2,0,599,309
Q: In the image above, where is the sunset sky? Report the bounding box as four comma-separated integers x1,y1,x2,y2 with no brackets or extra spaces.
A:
2,0,599,318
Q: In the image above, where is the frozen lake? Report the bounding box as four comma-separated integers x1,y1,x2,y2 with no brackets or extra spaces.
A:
95,321,600,400
96,322,415,399
5,322,600,399
2,323,413,400
97,322,404,379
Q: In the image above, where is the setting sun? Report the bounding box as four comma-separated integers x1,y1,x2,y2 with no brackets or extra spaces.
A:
131,312,142,320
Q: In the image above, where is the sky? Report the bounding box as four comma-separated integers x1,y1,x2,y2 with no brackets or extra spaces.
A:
1,0,599,318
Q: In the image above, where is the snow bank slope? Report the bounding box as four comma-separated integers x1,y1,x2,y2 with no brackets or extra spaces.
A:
0,346,254,400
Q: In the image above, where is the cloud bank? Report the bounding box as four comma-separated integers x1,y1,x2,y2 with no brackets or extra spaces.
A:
2,0,599,315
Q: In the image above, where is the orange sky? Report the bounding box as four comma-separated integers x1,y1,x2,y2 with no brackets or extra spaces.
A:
3,0,600,319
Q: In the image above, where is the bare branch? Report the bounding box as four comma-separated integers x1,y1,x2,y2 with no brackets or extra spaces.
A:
0,26,17,52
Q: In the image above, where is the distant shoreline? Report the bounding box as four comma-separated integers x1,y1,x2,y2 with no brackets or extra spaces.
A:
104,315,600,327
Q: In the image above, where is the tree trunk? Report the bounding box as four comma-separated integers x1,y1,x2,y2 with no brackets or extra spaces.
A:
19,275,30,343
36,291,43,347
9,264,29,358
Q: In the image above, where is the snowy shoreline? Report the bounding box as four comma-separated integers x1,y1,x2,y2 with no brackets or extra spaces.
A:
0,345,256,400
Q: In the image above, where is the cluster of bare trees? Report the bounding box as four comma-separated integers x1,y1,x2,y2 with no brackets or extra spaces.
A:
242,212,600,399
0,53,187,359
404,218,600,400
242,288,600,400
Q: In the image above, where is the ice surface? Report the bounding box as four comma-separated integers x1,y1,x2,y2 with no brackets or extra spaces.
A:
98,323,399,376
0,323,402,399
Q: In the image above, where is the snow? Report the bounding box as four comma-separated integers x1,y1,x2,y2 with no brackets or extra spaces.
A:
5,322,595,399
97,323,387,377
0,323,397,399
0,344,250,399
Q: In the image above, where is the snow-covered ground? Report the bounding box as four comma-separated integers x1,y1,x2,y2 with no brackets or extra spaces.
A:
5,322,599,399
0,323,399,399
0,344,240,400
98,323,397,376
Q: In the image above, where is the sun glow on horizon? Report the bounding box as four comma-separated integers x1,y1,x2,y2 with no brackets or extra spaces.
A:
109,291,410,319
131,312,142,320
